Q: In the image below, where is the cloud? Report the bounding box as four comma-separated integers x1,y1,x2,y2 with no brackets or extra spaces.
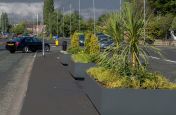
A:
0,2,43,16
0,0,121,23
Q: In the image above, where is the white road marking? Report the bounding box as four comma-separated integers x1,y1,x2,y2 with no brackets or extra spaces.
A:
57,57,60,60
149,56,176,64
149,56,160,60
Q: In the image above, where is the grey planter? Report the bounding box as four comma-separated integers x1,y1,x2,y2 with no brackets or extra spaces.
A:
59,51,71,66
69,59,95,80
83,74,176,115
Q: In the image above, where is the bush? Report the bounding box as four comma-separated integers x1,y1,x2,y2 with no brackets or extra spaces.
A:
72,51,97,63
84,32,92,54
70,32,79,48
87,67,176,89
89,34,100,55
67,47,83,54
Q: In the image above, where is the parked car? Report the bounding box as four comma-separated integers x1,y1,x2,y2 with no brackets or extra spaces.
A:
6,37,50,53
96,34,114,49
79,34,85,46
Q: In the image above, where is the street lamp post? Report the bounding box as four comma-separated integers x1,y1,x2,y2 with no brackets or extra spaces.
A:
93,0,96,34
144,0,146,44
70,4,72,37
37,13,39,37
62,7,65,38
79,0,80,32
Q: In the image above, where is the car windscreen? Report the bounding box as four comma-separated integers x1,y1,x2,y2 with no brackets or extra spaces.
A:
33,38,42,42
79,35,85,41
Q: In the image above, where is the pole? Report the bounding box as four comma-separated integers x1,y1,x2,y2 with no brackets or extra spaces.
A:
144,0,146,44
37,13,39,37
42,12,45,56
70,4,72,37
63,7,65,38
120,0,122,11
79,0,80,32
93,0,96,34
57,10,58,36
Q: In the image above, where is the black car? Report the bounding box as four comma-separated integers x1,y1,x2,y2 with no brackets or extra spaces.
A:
6,37,50,53
79,35,85,46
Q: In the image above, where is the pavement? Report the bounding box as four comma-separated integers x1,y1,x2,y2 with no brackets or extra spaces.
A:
20,51,99,115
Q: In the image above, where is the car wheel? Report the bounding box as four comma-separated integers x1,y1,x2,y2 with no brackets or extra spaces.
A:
23,46,29,53
45,45,50,52
31,49,37,52
10,50,15,53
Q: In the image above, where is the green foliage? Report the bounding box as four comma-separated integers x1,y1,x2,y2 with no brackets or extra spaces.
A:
121,2,146,69
11,22,26,35
43,0,54,25
72,52,95,63
70,32,79,48
147,14,175,39
103,12,123,47
89,34,100,55
87,67,176,89
0,12,9,33
67,47,82,54
84,32,92,54
148,0,176,15
171,16,176,30
68,32,82,54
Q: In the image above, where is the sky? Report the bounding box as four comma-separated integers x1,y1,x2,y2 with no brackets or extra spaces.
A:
0,0,121,23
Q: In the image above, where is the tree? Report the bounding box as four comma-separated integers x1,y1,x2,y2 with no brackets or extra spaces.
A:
11,22,26,35
147,14,174,40
48,11,63,36
43,0,54,30
148,0,176,15
0,12,9,33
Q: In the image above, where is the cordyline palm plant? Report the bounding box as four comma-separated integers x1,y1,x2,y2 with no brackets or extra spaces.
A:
103,12,123,48
121,2,147,70
98,2,151,76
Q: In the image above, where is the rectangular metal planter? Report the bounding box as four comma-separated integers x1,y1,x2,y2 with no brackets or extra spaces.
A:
69,59,95,80
83,74,176,115
59,51,71,66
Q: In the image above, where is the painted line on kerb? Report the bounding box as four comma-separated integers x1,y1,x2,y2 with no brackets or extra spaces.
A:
8,52,37,115
149,56,176,64
33,52,37,58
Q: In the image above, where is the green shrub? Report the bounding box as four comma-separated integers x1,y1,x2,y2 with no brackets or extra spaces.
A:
84,32,92,54
67,47,83,54
70,32,79,48
87,67,176,89
89,34,100,55
72,51,97,63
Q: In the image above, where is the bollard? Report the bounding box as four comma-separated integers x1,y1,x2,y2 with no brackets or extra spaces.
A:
55,40,59,46
62,41,67,51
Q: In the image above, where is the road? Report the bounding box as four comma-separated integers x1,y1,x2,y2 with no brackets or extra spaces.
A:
147,46,176,82
0,50,36,115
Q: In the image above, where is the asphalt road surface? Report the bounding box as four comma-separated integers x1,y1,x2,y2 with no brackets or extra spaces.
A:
147,46,176,82
0,50,36,115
